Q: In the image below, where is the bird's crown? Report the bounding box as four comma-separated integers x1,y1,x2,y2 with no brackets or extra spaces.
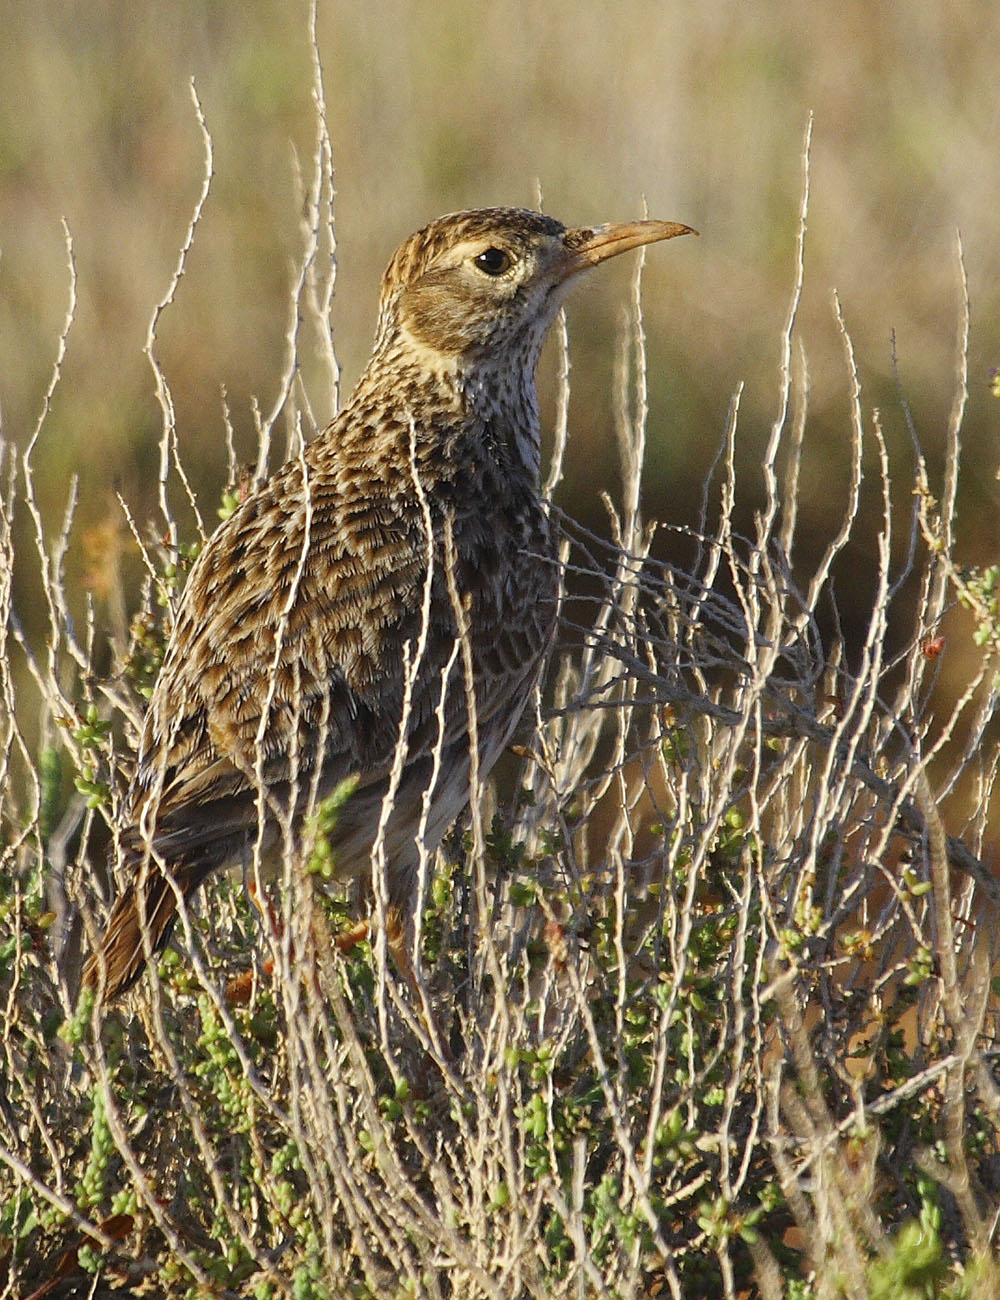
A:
380,207,568,294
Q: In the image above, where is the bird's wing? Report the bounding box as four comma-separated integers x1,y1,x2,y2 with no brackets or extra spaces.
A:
123,454,556,868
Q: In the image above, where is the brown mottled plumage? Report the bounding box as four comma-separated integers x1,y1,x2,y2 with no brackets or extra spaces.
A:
82,207,695,1000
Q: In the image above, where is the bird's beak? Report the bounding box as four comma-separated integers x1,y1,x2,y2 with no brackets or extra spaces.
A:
560,220,697,278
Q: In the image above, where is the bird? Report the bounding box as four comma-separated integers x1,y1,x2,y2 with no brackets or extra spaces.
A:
81,206,695,1001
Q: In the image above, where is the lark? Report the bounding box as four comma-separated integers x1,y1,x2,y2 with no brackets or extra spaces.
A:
82,206,694,1000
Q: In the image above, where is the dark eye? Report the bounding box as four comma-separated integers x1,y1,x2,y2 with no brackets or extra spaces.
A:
474,247,513,276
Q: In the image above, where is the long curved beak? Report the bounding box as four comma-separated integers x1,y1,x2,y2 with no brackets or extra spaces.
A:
561,220,697,277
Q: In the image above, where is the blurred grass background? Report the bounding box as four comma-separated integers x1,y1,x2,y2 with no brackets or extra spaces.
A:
2,0,998,658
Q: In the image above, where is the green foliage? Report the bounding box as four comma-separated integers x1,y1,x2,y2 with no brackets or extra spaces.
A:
68,702,112,810
867,1220,947,1300
305,777,361,881
124,610,169,700
155,540,202,608
77,1085,114,1211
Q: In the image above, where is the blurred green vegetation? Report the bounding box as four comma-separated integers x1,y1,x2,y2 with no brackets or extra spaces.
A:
2,0,998,669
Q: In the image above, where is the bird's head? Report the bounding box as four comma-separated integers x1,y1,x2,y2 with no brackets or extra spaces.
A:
373,207,696,371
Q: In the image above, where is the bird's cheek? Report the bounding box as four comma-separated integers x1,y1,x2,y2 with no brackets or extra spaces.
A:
398,281,487,355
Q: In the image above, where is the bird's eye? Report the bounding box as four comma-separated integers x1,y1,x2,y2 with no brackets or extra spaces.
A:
474,247,513,276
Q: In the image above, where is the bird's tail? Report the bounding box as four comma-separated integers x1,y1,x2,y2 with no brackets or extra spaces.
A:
81,866,181,1002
